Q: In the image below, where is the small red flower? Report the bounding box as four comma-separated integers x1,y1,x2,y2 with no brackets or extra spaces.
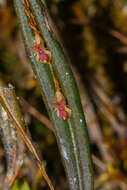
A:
52,102,67,120
51,92,71,120
31,42,50,63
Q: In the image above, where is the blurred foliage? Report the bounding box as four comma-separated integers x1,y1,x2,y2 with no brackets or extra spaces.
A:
1,0,127,189
12,180,30,190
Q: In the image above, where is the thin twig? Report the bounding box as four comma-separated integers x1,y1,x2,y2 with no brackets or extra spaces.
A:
92,155,107,172
110,29,127,45
19,97,54,132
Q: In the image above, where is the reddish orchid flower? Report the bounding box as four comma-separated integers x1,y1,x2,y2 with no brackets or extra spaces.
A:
31,42,50,63
51,92,71,120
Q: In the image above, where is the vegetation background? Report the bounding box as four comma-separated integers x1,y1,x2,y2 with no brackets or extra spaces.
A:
1,0,127,189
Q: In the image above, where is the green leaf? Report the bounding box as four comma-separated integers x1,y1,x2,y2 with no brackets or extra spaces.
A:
12,180,30,190
14,0,94,189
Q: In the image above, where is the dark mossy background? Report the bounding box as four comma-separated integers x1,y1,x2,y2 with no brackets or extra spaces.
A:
1,0,127,189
